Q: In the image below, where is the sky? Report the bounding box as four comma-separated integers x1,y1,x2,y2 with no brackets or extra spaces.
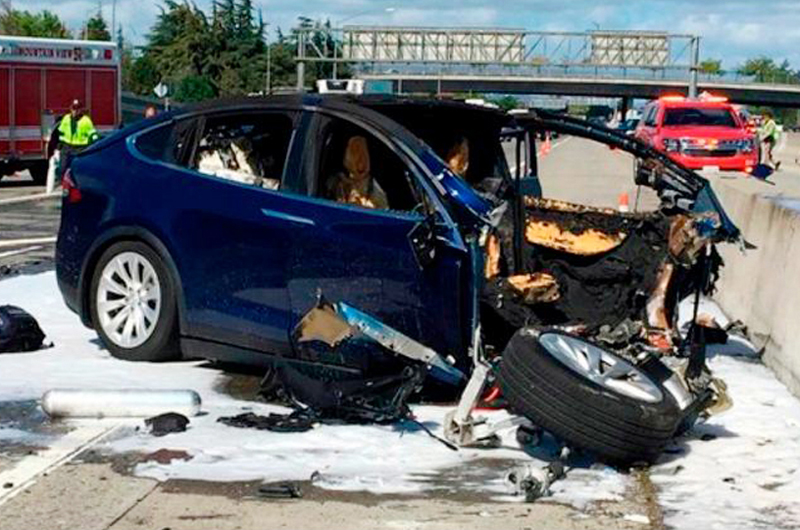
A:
18,0,800,69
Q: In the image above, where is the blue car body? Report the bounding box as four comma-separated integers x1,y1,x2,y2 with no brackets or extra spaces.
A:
56,95,497,369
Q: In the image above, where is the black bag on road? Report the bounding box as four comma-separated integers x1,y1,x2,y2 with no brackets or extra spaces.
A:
0,305,46,353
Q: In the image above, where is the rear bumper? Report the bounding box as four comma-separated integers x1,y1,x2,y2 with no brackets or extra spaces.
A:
55,230,91,327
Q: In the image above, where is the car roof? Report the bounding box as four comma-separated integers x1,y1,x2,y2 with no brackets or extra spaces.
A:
159,93,512,156
179,93,508,120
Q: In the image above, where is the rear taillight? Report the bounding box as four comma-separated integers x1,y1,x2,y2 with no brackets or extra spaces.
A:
62,169,82,203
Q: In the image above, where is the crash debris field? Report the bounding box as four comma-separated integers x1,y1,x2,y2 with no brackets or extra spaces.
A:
1,272,800,529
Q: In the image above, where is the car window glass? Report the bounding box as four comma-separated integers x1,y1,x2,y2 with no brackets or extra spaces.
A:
190,112,294,191
643,106,657,127
663,107,737,128
313,117,422,213
135,121,195,165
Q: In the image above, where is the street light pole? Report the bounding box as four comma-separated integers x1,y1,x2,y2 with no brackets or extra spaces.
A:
333,7,395,80
264,23,272,95
689,35,701,98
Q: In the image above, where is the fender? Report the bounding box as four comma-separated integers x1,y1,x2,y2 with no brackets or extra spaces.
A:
77,226,187,334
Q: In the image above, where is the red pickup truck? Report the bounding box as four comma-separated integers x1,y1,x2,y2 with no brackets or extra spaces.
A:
0,36,120,184
635,94,758,173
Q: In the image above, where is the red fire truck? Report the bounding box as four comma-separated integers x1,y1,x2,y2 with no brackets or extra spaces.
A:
0,36,120,184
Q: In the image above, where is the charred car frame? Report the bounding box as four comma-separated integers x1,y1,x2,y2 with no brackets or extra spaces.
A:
56,95,740,464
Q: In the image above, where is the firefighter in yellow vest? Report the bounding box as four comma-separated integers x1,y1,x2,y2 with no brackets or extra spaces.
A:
57,99,98,176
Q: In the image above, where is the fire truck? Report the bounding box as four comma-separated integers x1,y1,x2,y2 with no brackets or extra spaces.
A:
0,36,120,184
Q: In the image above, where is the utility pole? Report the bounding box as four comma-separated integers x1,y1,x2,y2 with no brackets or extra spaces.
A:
689,35,700,98
264,23,271,95
296,31,305,92
267,36,272,94
111,0,117,42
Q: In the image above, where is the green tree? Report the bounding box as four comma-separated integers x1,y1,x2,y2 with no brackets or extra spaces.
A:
699,59,723,76
122,50,160,96
0,1,70,38
487,95,521,112
206,0,267,96
738,57,796,84
84,9,111,41
145,1,212,86
122,2,339,102
173,74,216,101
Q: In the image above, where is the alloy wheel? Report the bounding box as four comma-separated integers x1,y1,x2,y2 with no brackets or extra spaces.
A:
539,332,663,403
96,251,162,349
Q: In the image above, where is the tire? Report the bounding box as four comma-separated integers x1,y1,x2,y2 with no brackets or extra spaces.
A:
90,241,181,362
499,329,680,465
29,162,48,185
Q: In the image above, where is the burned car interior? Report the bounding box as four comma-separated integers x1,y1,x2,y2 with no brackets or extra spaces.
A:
193,112,294,191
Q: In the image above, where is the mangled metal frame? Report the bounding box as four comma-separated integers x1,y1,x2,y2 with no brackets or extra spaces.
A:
445,109,739,448
275,104,739,456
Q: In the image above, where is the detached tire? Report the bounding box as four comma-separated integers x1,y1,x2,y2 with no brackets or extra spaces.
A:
499,329,680,465
90,241,180,362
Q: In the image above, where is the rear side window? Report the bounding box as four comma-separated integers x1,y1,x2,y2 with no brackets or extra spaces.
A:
663,107,737,128
190,112,295,191
134,120,196,165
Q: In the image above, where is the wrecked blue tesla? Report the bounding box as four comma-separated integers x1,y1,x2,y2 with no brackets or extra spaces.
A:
56,95,739,464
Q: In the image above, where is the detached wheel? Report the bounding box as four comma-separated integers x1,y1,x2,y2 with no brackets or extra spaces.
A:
499,329,680,465
90,241,180,361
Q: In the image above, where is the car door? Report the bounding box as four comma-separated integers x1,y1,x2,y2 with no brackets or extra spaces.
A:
132,109,304,356
278,110,473,362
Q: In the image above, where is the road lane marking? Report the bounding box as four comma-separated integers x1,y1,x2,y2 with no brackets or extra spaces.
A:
0,246,43,259
0,191,60,206
0,424,121,507
0,237,57,249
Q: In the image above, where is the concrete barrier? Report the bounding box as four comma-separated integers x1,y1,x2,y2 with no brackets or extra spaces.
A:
710,175,800,397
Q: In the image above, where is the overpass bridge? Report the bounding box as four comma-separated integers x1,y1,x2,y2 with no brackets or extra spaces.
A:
361,74,800,107
295,27,800,107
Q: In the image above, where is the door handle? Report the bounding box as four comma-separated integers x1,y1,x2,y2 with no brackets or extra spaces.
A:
260,208,315,227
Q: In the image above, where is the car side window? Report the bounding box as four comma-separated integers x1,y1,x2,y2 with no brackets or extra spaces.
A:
189,112,295,191
643,106,657,127
134,120,196,165
310,116,423,213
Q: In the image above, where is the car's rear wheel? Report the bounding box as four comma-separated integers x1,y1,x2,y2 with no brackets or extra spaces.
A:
499,329,681,465
90,241,180,361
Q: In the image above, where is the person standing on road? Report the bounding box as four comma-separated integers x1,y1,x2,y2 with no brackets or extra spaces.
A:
57,99,99,177
760,111,781,170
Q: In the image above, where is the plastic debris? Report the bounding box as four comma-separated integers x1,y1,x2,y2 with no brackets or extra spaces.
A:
145,412,190,436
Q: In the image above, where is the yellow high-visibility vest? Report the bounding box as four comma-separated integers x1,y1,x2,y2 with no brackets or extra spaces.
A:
58,114,98,147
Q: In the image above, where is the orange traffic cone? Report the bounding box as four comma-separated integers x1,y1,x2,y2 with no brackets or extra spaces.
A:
618,192,630,212
543,133,552,155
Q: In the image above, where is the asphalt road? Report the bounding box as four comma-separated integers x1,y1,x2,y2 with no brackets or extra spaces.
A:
0,172,60,272
534,135,661,211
